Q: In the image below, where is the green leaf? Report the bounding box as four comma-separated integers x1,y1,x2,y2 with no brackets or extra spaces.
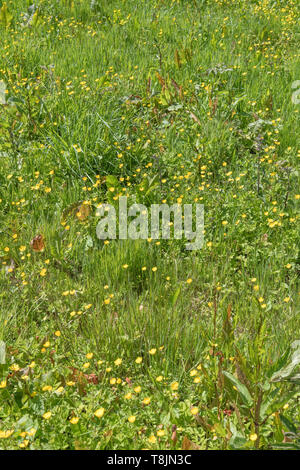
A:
271,341,300,382
105,175,120,189
31,10,42,28
0,2,13,28
229,423,246,449
172,286,181,306
213,422,227,438
280,414,298,434
223,371,253,406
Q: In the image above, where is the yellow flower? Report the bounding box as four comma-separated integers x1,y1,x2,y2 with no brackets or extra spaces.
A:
70,417,79,425
134,386,141,393
191,407,199,415
157,429,165,437
0,380,7,388
186,278,192,284
54,330,61,337
249,433,258,442
156,376,163,382
43,411,52,420
170,381,179,391
0,429,14,439
149,348,156,355
148,435,157,444
128,416,136,423
135,357,142,364
190,369,197,377
19,439,30,448
114,358,122,366
86,352,93,359
40,268,47,277
42,385,53,392
142,397,151,405
83,362,90,369
94,408,105,419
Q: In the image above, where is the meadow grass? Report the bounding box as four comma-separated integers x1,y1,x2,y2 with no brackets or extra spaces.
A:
0,0,299,450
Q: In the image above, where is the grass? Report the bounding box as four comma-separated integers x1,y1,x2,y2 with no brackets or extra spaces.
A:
0,0,299,450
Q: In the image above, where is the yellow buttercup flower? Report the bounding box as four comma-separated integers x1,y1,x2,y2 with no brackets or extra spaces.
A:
0,429,14,439
170,381,179,391
94,408,105,418
70,417,79,424
0,380,7,388
43,411,52,420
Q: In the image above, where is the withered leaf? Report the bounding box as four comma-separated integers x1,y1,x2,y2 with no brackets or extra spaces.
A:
76,203,90,221
30,234,45,252
182,436,201,450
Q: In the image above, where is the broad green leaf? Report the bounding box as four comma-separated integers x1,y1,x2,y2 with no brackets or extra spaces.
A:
223,371,253,406
105,175,120,189
213,422,226,438
271,341,300,382
280,414,297,434
229,423,246,449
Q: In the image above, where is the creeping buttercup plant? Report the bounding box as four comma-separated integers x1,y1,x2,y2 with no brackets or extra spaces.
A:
0,0,299,450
